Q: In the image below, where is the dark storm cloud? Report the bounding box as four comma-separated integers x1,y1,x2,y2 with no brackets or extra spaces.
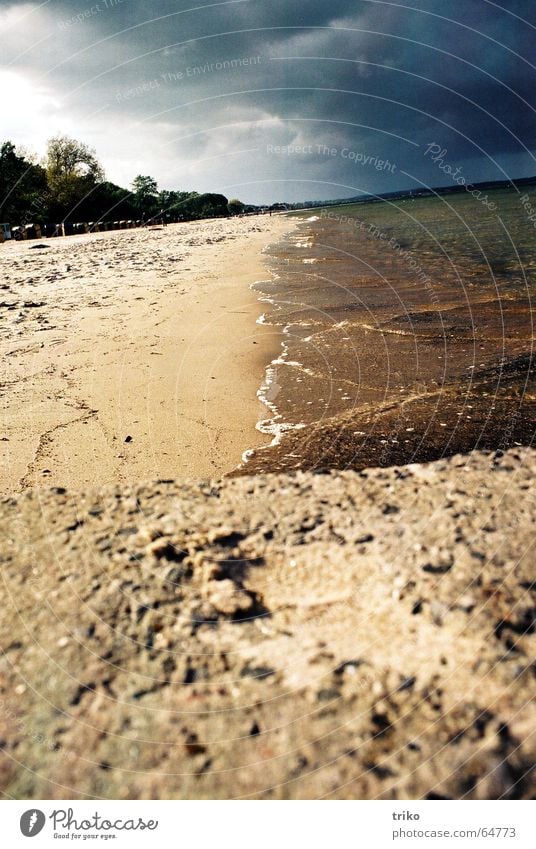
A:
2,0,535,202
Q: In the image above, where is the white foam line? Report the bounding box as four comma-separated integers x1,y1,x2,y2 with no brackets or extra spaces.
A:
241,217,309,467
241,447,256,464
361,322,417,337
270,356,315,375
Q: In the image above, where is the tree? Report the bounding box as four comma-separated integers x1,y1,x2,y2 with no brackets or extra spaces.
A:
90,181,138,222
0,137,240,226
158,189,192,215
45,135,104,218
46,136,104,183
0,142,48,224
45,136,104,218
132,174,157,201
228,198,245,215
185,192,229,219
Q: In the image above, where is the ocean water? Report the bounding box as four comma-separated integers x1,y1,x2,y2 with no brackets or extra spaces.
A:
242,186,535,474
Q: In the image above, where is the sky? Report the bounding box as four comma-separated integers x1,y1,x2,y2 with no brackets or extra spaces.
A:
1,0,535,204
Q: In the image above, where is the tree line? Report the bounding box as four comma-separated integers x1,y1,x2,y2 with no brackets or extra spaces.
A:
0,136,246,226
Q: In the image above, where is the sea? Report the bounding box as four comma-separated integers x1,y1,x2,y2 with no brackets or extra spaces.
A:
241,185,535,475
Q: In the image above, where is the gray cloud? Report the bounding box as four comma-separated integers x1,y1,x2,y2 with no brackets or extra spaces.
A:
2,0,535,202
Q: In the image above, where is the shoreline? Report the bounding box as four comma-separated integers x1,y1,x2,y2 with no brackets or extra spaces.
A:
237,197,535,476
0,215,293,494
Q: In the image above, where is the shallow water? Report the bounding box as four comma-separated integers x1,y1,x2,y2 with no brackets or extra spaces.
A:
241,187,535,474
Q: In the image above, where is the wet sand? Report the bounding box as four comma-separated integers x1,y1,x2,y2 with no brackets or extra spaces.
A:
0,215,292,494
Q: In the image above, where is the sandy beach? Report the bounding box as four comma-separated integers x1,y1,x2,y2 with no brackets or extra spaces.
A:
1,210,534,803
0,215,292,494
0,447,534,799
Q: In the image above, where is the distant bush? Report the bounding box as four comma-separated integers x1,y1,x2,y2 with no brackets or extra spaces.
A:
228,198,245,215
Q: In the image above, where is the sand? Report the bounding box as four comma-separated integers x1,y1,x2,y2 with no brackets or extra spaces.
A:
0,215,292,494
0,447,533,799
1,214,534,801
